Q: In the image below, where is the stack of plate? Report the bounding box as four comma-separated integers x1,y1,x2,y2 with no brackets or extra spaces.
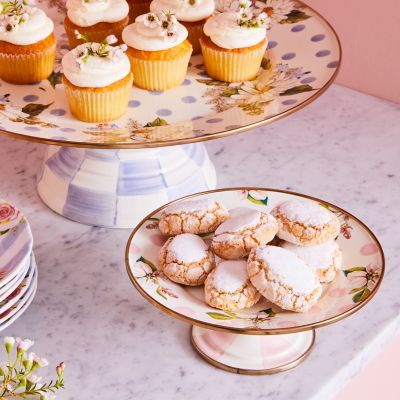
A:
0,200,37,331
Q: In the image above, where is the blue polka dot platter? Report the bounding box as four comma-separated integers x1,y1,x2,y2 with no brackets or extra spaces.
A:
0,1,340,148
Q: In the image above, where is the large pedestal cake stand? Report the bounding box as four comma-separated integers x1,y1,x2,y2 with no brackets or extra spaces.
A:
0,1,341,228
125,188,385,374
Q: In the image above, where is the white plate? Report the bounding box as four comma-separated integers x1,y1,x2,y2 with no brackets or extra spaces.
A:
0,255,35,314
0,252,31,297
0,265,37,325
0,201,33,288
0,278,37,332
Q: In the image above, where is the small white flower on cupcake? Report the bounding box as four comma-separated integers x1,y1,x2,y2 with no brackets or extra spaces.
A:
236,1,269,29
73,30,128,69
0,0,36,32
137,11,180,42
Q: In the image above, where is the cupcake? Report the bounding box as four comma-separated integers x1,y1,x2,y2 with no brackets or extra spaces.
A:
0,1,55,84
65,0,130,49
200,1,268,82
127,0,152,23
122,11,192,90
150,0,215,55
62,33,133,122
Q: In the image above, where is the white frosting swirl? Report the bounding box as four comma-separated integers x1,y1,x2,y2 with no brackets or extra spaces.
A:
122,14,188,51
66,0,129,27
0,8,54,45
203,11,267,49
150,0,215,22
62,43,131,87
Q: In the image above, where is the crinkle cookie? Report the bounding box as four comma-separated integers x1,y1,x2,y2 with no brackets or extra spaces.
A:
158,199,229,236
281,240,342,283
205,260,261,311
158,233,215,286
211,207,278,260
247,246,322,312
271,200,340,246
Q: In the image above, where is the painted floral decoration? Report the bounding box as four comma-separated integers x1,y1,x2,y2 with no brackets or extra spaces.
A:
343,264,380,303
215,0,310,25
0,202,19,225
198,61,312,116
0,337,65,399
239,190,269,205
0,0,35,33
135,257,178,300
208,308,276,328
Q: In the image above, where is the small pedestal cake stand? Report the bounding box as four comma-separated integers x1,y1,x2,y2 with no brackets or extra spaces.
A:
125,188,384,374
0,1,341,228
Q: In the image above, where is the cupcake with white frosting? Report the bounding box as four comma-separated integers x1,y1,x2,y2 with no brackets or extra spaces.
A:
122,11,192,90
64,0,129,49
150,0,214,54
62,33,133,122
0,1,55,84
200,0,268,82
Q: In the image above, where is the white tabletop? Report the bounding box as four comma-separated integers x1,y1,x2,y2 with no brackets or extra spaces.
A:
1,84,399,400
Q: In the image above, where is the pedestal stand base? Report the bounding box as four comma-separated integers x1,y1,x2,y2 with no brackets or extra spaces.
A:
37,143,216,228
191,326,315,375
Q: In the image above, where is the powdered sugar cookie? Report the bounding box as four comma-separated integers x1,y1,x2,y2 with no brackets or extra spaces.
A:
158,233,215,286
281,240,342,283
211,207,278,260
247,246,322,312
205,260,261,311
271,200,340,246
159,199,229,236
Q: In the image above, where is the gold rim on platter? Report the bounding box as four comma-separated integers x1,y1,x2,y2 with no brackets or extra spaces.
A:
0,1,342,150
125,187,385,336
190,327,316,375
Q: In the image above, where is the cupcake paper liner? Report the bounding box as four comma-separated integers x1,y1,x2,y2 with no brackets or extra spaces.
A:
200,39,267,83
127,48,192,91
0,44,56,84
63,74,133,123
64,16,129,49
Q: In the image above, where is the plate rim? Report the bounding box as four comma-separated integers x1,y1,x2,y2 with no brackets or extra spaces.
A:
0,0,342,150
125,187,385,335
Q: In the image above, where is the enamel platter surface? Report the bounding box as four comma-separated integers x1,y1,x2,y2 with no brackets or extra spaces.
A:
0,1,340,148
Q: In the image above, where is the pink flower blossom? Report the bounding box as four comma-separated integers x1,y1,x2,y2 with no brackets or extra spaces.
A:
0,203,18,223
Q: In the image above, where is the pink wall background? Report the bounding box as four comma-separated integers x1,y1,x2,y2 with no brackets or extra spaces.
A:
306,0,400,103
302,2,400,398
336,336,400,399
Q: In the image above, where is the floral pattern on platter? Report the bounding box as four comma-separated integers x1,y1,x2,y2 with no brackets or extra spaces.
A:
215,0,311,26
198,60,314,116
322,204,354,239
239,189,269,205
0,0,340,146
134,256,179,300
0,200,22,234
207,308,277,328
127,189,384,332
343,264,381,303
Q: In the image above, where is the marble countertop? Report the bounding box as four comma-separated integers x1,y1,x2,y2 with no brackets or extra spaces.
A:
1,84,399,400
